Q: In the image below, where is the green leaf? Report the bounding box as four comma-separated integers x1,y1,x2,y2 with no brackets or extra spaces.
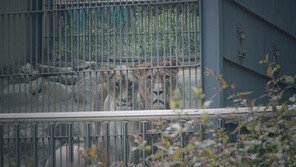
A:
172,148,181,162
192,87,202,95
154,150,164,157
201,113,208,121
283,75,295,84
145,145,152,151
236,91,252,96
184,143,195,153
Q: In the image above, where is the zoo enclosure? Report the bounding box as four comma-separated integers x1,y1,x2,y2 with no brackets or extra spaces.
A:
0,0,201,166
0,0,200,113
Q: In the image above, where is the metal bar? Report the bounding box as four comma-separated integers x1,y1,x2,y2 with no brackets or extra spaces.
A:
104,122,110,166
53,0,57,112
0,124,3,167
68,123,74,165
86,122,92,165
33,123,38,166
0,0,200,16
50,123,56,167
15,124,20,167
122,121,128,167
141,121,147,167
0,106,294,123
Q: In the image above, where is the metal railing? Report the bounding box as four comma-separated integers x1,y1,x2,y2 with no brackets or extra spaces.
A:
1,106,293,167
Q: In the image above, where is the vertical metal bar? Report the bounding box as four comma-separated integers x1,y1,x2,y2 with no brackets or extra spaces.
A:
17,0,22,114
86,122,92,165
104,122,110,166
68,123,74,165
1,0,4,114
144,4,147,110
163,3,167,110
180,120,185,159
106,4,111,112
0,124,3,167
94,0,98,111
122,121,128,167
15,124,20,167
76,0,80,110
65,0,68,112
82,0,86,112
53,0,56,112
131,5,135,110
125,5,129,110
100,5,105,110
169,3,172,104
181,2,186,109
194,2,198,108
89,0,93,111
137,3,141,111
142,121,147,167
149,5,153,110
6,0,10,113
33,123,38,166
35,0,39,113
156,3,160,110
46,0,50,113
12,0,16,114
40,0,45,113
50,123,56,167
86,122,92,149
70,0,74,112
187,3,192,109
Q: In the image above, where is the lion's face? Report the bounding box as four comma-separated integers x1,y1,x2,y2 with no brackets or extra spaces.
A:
138,60,179,110
104,67,141,111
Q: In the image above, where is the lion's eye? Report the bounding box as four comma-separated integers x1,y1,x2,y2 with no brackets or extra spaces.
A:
165,75,170,80
147,75,152,80
115,83,119,90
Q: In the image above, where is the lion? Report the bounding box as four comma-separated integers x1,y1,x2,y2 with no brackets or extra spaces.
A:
103,66,141,111
136,59,181,110
100,66,142,164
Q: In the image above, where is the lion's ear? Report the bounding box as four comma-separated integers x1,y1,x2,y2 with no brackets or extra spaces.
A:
101,70,115,83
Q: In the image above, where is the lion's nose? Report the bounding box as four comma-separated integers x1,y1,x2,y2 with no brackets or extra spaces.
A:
121,99,127,103
153,90,163,95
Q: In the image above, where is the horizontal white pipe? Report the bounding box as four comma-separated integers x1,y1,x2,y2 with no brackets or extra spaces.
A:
0,105,295,123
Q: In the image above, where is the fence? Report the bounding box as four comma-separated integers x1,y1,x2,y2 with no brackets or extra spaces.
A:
0,107,279,167
0,0,200,114
0,0,200,166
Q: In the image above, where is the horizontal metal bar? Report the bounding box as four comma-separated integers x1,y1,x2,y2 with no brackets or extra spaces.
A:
0,0,199,16
0,64,201,77
0,105,295,123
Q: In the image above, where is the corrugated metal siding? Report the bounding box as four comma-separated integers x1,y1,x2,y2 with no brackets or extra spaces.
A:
221,0,296,106
233,0,296,38
201,0,296,107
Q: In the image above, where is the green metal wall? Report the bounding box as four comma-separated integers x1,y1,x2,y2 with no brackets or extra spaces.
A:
0,0,31,71
201,0,296,107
